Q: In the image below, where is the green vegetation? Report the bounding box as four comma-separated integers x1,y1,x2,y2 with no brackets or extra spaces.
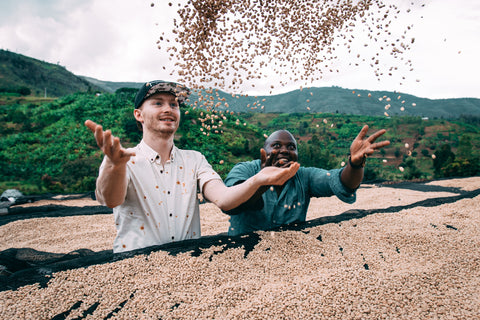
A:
0,90,265,194
244,112,480,182
1,90,479,195
3,48,480,120
1,49,479,195
0,49,103,97
206,87,480,120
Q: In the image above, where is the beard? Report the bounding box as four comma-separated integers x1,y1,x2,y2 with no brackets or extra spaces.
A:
144,117,179,138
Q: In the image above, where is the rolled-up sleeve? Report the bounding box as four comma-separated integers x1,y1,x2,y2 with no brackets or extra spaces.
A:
224,160,260,187
195,153,222,194
305,167,356,204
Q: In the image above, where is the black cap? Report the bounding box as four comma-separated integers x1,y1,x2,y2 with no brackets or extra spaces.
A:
134,80,191,109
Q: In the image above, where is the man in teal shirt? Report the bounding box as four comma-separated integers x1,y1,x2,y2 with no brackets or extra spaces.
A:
224,126,390,236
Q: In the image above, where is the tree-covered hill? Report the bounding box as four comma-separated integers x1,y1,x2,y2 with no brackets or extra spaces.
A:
84,79,480,120
0,49,103,97
245,112,480,182
80,76,143,94
1,90,479,195
189,87,480,120
0,90,266,194
1,50,479,194
2,49,479,119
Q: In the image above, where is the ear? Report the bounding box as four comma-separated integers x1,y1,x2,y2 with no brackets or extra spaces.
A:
134,109,143,123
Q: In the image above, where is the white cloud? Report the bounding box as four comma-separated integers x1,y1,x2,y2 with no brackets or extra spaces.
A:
0,0,479,98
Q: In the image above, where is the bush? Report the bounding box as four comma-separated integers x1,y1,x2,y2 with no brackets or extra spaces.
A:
441,158,480,177
0,86,31,95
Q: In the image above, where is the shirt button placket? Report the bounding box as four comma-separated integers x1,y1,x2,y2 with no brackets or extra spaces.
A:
168,210,174,241
164,161,175,241
167,189,174,240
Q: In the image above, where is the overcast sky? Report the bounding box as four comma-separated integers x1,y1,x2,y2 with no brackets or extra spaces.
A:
0,0,479,99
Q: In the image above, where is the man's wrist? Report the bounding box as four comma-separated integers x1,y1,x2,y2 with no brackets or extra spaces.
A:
348,154,366,169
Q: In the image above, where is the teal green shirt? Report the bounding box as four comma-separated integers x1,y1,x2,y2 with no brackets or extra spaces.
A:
224,160,357,236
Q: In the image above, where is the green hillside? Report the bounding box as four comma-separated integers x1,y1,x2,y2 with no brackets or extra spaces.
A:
0,91,266,194
1,91,479,195
189,87,480,120
2,49,479,119
245,112,480,182
1,50,479,195
0,49,102,97
84,78,480,119
80,76,143,93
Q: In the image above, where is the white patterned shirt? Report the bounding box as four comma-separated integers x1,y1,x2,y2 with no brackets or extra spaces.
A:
97,140,222,253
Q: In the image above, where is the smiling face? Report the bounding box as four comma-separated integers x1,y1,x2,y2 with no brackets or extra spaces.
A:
264,130,298,166
134,92,180,137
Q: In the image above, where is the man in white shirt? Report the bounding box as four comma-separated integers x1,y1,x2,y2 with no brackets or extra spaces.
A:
85,80,299,253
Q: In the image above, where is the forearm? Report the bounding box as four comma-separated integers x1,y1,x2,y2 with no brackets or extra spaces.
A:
205,162,299,211
340,160,364,190
344,124,390,190
224,183,269,214
204,176,265,212
96,160,128,208
238,185,269,210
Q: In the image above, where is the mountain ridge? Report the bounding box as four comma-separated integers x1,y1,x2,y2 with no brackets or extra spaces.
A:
1,49,479,119
0,49,102,97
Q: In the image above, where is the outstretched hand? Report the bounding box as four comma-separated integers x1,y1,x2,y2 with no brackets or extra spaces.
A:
349,125,390,165
85,120,135,165
257,161,300,186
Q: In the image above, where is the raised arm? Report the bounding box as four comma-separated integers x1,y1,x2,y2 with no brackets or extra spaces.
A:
341,125,390,190
85,120,136,208
203,161,300,212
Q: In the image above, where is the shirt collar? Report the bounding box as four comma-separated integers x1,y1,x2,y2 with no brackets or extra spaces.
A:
139,140,177,163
